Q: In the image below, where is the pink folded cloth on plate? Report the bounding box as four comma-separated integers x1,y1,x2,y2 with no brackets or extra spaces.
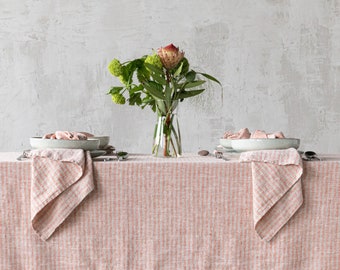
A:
239,148,303,241
28,149,94,241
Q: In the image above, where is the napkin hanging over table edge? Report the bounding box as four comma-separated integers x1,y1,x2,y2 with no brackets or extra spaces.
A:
29,149,95,241
239,148,303,241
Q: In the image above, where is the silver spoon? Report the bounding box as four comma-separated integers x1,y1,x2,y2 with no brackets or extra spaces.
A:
93,151,129,162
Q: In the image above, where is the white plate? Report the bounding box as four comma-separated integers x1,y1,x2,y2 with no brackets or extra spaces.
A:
231,138,300,152
219,138,232,148
215,145,236,153
30,137,100,151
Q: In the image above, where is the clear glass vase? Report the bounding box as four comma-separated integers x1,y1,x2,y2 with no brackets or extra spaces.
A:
152,108,182,158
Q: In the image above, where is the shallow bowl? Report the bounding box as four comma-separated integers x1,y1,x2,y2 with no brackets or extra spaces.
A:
30,137,100,151
92,136,110,149
219,138,232,148
231,138,300,152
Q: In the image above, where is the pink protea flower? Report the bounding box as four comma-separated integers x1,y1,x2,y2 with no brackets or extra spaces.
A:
157,44,185,70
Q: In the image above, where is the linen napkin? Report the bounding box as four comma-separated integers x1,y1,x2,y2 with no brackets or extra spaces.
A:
239,148,303,241
28,149,94,241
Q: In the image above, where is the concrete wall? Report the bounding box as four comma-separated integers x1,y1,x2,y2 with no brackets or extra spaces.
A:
1,0,339,154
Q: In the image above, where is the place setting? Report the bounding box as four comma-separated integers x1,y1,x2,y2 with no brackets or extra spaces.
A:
218,128,300,151
216,129,324,162
30,131,113,157
16,131,131,162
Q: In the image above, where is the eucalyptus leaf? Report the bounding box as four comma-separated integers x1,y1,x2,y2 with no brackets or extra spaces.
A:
198,72,221,85
184,80,206,89
176,89,205,100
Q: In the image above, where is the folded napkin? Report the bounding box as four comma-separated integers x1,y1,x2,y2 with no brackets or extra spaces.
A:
239,148,303,241
28,149,94,241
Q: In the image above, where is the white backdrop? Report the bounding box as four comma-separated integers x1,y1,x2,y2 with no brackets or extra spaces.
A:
1,0,339,154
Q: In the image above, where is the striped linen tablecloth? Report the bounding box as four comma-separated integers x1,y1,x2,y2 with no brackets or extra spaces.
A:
0,152,339,269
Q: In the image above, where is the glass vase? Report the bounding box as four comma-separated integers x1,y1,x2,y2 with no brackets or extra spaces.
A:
152,109,182,158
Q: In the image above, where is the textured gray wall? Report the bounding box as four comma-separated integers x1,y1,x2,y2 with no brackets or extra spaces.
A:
1,0,339,154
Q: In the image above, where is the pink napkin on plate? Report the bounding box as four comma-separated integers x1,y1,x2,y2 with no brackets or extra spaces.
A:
239,148,303,241
28,149,94,241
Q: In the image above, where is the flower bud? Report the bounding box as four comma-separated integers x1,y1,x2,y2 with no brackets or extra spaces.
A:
111,93,126,104
108,59,123,77
157,44,185,70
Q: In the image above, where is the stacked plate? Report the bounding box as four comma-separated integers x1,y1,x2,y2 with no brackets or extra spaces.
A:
30,136,111,157
219,138,300,152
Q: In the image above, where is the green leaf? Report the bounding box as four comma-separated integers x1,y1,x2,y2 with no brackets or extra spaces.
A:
129,84,144,94
128,58,144,70
185,70,196,82
137,66,150,83
179,58,189,75
184,80,206,89
176,89,205,100
108,86,124,95
173,62,183,77
150,73,167,85
164,84,172,103
141,96,155,110
144,63,164,77
144,62,167,85
122,59,144,85
142,95,154,103
155,100,167,115
198,72,221,85
128,92,142,106
143,82,166,100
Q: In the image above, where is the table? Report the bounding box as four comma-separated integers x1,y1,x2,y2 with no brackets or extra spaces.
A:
1,152,339,269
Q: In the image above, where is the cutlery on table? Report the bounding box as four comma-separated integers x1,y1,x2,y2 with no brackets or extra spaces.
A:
198,149,229,161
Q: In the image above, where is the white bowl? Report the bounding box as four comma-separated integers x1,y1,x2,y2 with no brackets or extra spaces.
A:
231,138,300,152
219,138,232,148
92,136,110,149
30,137,100,151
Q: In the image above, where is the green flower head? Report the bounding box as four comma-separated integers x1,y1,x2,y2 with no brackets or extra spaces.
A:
144,53,163,70
108,59,124,77
111,93,126,104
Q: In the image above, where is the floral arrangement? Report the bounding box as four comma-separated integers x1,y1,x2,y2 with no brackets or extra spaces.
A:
107,43,220,157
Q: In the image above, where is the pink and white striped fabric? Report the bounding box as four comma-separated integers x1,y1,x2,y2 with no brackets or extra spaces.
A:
28,149,94,240
239,148,303,241
1,153,339,269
